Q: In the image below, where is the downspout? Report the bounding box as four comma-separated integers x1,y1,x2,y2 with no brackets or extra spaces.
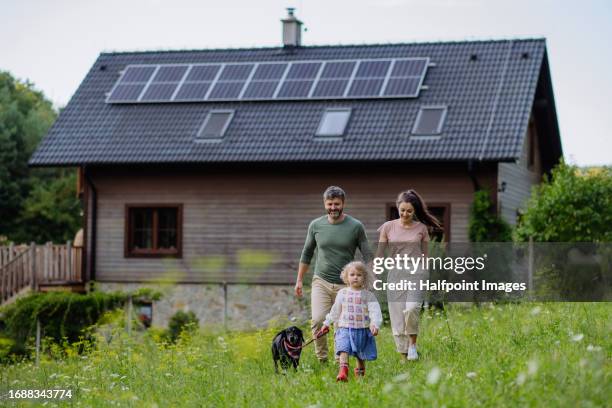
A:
84,167,97,283
467,159,481,191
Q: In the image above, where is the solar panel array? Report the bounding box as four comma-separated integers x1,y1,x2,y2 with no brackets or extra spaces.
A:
106,58,430,103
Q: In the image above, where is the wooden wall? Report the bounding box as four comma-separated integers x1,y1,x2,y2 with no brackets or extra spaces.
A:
86,163,495,284
498,114,543,226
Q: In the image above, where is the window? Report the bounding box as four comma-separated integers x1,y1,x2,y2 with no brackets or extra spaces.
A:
197,110,234,140
136,302,153,328
386,202,450,242
316,108,351,137
412,106,447,136
125,205,183,257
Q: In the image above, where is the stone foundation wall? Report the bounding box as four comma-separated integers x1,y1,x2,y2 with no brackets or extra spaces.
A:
97,282,310,330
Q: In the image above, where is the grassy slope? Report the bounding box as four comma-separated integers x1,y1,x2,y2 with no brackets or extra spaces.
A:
1,303,610,407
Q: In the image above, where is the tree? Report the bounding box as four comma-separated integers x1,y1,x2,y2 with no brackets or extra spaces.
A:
0,71,56,238
0,70,81,243
515,162,612,242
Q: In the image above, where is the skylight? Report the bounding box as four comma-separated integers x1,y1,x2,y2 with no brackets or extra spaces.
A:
412,106,447,136
316,108,351,137
197,110,234,140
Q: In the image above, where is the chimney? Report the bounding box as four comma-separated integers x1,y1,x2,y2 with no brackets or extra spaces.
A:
281,8,303,48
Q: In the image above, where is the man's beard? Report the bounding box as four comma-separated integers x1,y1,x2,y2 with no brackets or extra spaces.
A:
328,208,343,219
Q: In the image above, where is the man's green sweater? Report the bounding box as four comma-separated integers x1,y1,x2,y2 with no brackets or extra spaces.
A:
300,215,373,284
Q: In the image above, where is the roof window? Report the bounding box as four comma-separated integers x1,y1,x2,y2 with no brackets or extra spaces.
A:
411,106,447,137
197,110,234,141
316,108,351,138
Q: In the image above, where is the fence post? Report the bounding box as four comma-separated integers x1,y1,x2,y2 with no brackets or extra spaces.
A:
223,282,228,330
126,295,133,335
528,237,534,291
66,240,72,281
36,318,41,366
31,242,38,291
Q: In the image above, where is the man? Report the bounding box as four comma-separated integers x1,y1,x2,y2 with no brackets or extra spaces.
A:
295,186,373,362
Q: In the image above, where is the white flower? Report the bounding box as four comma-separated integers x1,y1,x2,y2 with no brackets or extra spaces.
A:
466,372,477,379
527,360,538,376
586,344,602,352
393,373,410,382
427,367,441,385
516,372,527,385
530,306,542,316
382,383,394,393
571,333,584,342
110,373,120,378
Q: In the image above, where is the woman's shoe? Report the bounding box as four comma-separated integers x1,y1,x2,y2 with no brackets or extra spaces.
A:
336,364,349,382
407,344,419,361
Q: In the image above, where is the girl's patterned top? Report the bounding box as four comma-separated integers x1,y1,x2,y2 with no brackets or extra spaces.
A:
324,287,383,329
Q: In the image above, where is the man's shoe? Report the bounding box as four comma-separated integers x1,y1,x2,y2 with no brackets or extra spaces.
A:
407,344,419,361
336,365,349,382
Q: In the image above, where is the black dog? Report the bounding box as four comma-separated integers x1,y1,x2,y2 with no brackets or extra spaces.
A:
271,326,305,372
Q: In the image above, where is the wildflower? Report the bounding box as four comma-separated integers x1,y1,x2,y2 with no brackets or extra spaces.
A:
527,360,538,376
586,344,602,352
466,372,477,379
427,367,441,385
571,333,584,342
382,383,394,394
530,306,542,316
110,373,120,378
516,372,527,385
393,373,410,382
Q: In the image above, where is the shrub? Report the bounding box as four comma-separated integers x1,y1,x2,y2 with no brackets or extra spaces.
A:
167,310,199,343
469,190,512,242
515,162,612,242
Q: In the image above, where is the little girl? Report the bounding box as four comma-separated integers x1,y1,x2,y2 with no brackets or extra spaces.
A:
317,261,382,381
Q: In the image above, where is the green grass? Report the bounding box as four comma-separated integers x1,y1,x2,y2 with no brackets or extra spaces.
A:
1,303,610,407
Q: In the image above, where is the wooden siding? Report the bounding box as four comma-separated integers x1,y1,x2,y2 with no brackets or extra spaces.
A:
87,164,493,284
498,115,543,226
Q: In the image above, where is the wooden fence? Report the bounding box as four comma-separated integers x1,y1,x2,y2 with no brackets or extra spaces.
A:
0,242,82,304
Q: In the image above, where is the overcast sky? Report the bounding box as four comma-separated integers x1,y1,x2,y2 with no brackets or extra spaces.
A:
2,0,610,166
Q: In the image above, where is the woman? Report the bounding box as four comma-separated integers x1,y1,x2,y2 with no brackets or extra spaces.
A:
376,190,441,361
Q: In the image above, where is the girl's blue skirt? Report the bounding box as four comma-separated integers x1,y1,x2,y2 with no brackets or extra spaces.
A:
334,327,377,361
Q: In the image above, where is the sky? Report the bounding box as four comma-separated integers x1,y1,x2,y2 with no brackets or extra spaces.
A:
1,0,611,166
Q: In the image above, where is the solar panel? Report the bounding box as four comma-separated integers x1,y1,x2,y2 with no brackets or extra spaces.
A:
320,61,355,78
253,63,287,80
383,59,428,97
277,80,314,98
121,66,156,82
186,65,221,81
347,79,385,97
242,81,279,99
174,82,211,101
286,62,321,79
312,79,348,98
141,83,178,101
219,64,254,81
107,58,430,103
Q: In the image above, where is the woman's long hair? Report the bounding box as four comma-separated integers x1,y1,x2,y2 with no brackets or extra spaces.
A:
396,190,442,232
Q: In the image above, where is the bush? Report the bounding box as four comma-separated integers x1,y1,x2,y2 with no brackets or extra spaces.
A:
0,289,161,357
0,292,126,355
167,310,199,343
469,190,512,242
515,162,612,242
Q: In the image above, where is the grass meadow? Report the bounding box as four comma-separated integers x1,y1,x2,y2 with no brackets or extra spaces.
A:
1,302,610,407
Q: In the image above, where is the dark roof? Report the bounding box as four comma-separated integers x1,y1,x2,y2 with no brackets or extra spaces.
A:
29,39,555,166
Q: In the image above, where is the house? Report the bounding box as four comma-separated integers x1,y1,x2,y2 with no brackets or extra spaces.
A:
28,10,562,327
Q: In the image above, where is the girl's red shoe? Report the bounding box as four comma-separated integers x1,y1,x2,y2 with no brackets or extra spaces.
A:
336,365,349,382
354,367,365,377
